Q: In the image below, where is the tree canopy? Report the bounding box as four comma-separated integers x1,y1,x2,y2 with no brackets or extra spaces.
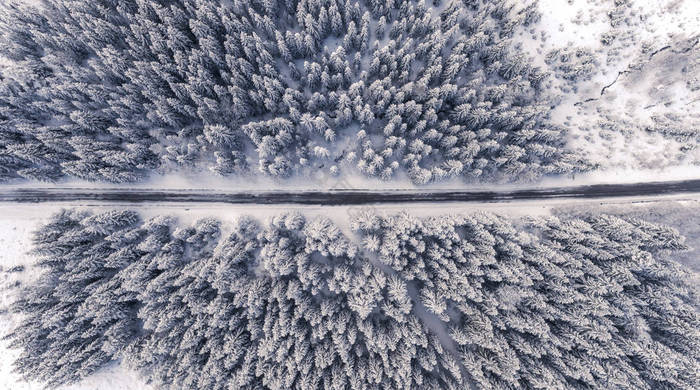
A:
0,0,594,184
5,209,698,389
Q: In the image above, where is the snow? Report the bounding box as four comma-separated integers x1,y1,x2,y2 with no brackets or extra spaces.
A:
516,0,700,174
0,1,696,190
3,159,699,194
8,0,44,8
57,365,153,390
0,215,41,390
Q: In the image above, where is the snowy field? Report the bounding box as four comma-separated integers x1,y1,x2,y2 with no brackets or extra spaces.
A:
521,0,700,172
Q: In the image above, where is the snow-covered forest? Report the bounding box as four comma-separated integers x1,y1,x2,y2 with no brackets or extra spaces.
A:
1,0,699,389
0,0,616,185
2,209,698,389
2,0,697,186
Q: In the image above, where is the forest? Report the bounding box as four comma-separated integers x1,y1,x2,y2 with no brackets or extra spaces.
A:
1,1,698,389
3,209,698,389
0,0,596,184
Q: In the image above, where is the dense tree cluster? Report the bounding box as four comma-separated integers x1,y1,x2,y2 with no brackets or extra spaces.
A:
5,209,699,389
0,0,593,184
354,211,700,389
6,210,463,389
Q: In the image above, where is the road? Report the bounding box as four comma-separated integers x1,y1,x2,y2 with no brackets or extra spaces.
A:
1,179,699,205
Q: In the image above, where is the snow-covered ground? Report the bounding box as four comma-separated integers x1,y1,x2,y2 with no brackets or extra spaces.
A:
0,216,40,390
2,163,700,193
517,0,700,173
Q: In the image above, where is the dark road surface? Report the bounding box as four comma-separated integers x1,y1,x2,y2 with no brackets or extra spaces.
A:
1,179,699,205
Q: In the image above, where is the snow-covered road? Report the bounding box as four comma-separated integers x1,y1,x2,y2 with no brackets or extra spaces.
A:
1,179,699,205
